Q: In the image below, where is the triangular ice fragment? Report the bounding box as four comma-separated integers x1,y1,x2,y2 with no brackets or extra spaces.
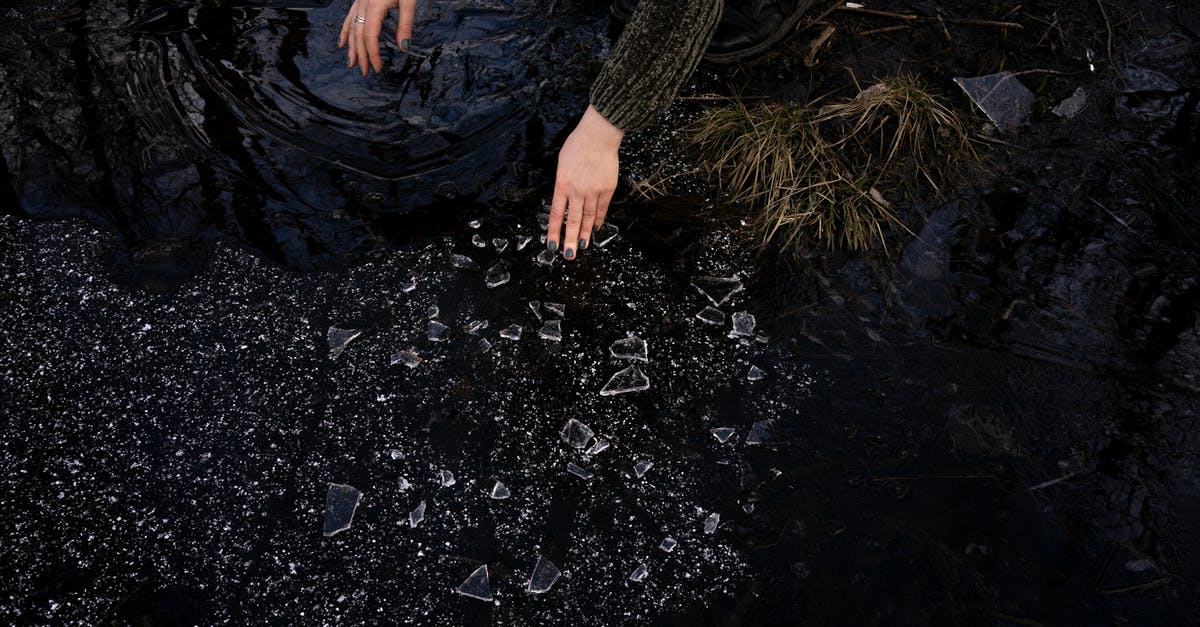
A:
526,556,562,594
691,276,744,306
456,565,494,601
609,333,648,362
599,365,650,396
327,327,363,360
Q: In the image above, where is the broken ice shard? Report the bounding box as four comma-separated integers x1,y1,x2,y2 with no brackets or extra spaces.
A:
609,333,648,362
327,327,363,360
516,235,533,251
703,512,720,534
600,365,650,396
561,419,595,449
499,324,523,340
472,233,487,248
408,500,426,528
390,348,422,368
747,365,765,381
593,222,619,248
543,302,566,317
691,276,744,306
696,306,725,326
629,563,649,582
528,300,542,320
585,438,610,456
323,483,362,537
400,277,418,293
468,219,482,229
536,249,557,266
711,427,736,443
567,462,594,480
538,319,563,342
479,338,492,353
438,470,456,486
456,565,493,601
485,263,510,288
463,320,489,334
1052,87,1088,119
659,537,677,553
490,481,511,499
633,459,653,478
426,305,440,319
493,238,509,253
526,556,561,594
427,320,450,342
729,312,756,338
742,502,755,514
746,420,774,445
397,477,412,491
450,253,477,269
953,72,1034,131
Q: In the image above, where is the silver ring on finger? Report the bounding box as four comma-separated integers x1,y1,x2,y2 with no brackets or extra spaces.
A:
354,15,367,23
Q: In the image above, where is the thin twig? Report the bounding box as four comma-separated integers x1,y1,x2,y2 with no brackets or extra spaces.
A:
835,6,1023,30
860,25,911,37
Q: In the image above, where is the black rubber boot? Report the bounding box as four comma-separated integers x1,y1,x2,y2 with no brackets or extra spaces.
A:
609,0,819,65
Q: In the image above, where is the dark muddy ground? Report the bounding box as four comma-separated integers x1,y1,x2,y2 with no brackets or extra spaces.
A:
2,0,1199,625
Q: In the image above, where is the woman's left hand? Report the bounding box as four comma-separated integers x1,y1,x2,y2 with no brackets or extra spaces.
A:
338,0,417,76
546,105,625,260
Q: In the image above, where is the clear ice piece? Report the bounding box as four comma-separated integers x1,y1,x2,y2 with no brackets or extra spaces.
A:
456,565,493,601
543,302,566,317
567,462,594,480
427,320,450,342
450,253,477,269
742,502,755,514
408,500,426,528
629,563,649,582
729,312,756,338
659,537,677,553
536,249,557,266
593,223,619,248
746,420,774,445
600,365,650,396
500,324,523,340
633,459,653,478
327,327,363,360
609,333,648,362
485,263,511,288
516,235,533,251
711,428,736,443
400,277,418,293
390,348,422,368
1052,87,1088,119
528,300,542,320
747,365,765,381
538,320,563,342
493,238,509,253
526,556,561,594
561,419,595,450
585,438,610,456
398,477,411,491
438,469,456,487
468,219,482,229
691,276,744,306
463,320,489,334
696,306,725,326
472,233,487,248
426,305,440,319
953,72,1034,131
323,483,361,537
490,480,511,500
479,338,492,353
704,512,720,534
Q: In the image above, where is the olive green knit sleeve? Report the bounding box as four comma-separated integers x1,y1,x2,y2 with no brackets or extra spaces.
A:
589,0,723,132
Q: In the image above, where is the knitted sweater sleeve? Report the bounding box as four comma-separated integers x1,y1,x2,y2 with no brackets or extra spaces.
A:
588,0,723,133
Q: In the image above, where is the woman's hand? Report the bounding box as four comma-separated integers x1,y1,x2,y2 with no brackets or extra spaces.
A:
547,105,625,260
338,0,417,76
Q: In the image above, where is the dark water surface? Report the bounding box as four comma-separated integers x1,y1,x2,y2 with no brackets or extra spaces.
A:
3,0,1200,625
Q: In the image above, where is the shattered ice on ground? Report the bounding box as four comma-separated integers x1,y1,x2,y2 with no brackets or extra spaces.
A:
746,420,774,445
397,477,412,491
479,338,492,353
322,483,361,537
526,556,561,594
691,275,744,306
538,319,563,342
953,71,1034,131
659,537,677,553
695,306,725,326
485,263,510,288
408,500,426,528
742,503,755,514
528,300,542,320
400,277,417,293
499,324,523,340
472,234,487,248
585,438,610,456
729,312,756,338
536,249,557,266
493,238,509,253
490,480,511,500
629,563,649,582
426,305,440,319
462,320,489,334
390,348,422,368
711,428,736,443
1053,87,1088,119
747,365,765,381
467,219,482,229
456,565,493,601
704,512,720,534
438,470,456,487
561,419,595,450
609,333,648,362
327,327,363,360
600,365,650,396
593,222,619,247
543,302,566,317
427,320,450,342
567,462,594,480
516,235,533,250
633,459,653,478
449,253,477,269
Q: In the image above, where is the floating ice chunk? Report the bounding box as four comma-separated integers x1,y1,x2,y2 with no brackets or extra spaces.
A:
658,537,677,553
490,480,511,499
516,235,533,251
323,483,361,537
390,348,422,368
472,234,487,248
600,365,650,396
456,565,493,601
703,512,720,534
543,302,566,317
953,72,1034,131
499,324,523,340
493,238,509,253
427,320,450,342
585,438,610,456
408,500,426,528
426,305,440,319
696,306,725,326
479,338,492,353
463,320,489,334
711,428,736,443
691,276,744,306
485,263,510,288
593,223,619,248
567,462,594,480
629,563,649,582
633,459,653,478
526,556,561,594
561,419,595,450
450,254,477,269
400,277,418,293
747,366,765,381
538,320,563,342
728,312,756,338
327,327,363,360
438,470,456,487
468,219,482,229
746,420,774,445
398,477,412,491
536,249,557,266
528,300,542,320
609,333,648,362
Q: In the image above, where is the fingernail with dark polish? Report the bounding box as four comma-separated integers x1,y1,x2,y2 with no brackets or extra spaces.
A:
548,240,558,253
579,238,587,250
564,249,575,260
401,39,411,51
